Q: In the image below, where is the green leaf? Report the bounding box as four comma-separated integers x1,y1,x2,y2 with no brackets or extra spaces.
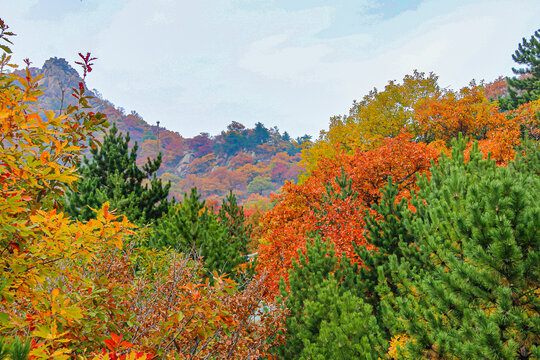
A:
175,311,185,322
0,312,9,325
0,44,11,54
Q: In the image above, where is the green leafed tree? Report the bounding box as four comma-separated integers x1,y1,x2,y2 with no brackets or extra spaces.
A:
66,123,171,224
393,138,539,359
499,29,540,110
246,176,275,195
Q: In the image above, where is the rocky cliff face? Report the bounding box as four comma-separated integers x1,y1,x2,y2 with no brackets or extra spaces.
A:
176,151,195,177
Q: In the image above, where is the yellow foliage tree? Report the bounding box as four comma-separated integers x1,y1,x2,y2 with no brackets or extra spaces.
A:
0,30,137,358
300,70,440,181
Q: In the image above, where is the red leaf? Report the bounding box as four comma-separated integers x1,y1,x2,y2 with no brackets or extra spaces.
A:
103,339,116,351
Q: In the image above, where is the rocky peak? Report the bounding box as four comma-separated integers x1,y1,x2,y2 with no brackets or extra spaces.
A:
32,57,85,110
42,57,80,78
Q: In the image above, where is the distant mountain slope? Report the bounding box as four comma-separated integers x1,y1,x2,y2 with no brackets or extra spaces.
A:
24,57,309,203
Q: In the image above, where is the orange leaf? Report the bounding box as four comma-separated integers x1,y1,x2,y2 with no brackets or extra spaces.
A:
40,150,50,164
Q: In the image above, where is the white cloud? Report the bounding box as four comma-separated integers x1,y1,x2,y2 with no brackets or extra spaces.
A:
240,33,334,81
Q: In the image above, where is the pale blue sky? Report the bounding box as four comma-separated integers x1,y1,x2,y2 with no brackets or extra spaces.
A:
1,0,539,138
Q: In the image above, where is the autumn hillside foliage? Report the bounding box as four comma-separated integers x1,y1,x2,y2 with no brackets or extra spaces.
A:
17,56,307,206
1,17,539,360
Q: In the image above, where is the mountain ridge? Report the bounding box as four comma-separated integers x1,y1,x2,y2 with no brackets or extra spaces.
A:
22,57,306,204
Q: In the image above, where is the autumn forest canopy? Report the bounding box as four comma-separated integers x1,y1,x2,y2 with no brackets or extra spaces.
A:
0,17,539,360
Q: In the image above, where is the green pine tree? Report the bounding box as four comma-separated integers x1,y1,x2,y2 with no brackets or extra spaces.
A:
499,29,540,111
150,187,248,277
218,190,255,280
274,235,385,360
218,191,251,257
66,123,171,224
299,277,385,360
352,178,433,345
0,337,31,360
393,138,539,359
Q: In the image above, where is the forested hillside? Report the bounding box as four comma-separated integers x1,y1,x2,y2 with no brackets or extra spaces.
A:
1,16,538,360
16,57,307,204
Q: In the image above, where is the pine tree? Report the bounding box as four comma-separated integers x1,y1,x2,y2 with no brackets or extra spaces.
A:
150,187,248,277
218,191,251,257
298,277,385,360
218,191,254,279
500,29,540,110
282,131,291,142
0,337,31,360
352,178,432,345
150,187,206,250
66,123,171,224
393,138,540,359
253,122,270,144
274,236,385,360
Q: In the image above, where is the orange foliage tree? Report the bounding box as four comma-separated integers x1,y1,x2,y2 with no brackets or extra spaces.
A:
256,133,439,294
415,84,506,143
0,38,140,358
229,152,255,170
415,84,539,164
80,246,286,359
299,71,440,180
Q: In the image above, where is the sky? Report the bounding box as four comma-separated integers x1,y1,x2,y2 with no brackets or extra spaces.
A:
1,0,539,139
